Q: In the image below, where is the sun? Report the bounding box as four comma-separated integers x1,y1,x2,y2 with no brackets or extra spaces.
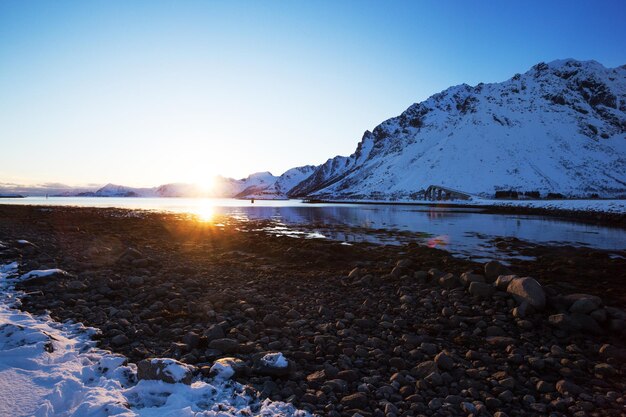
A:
196,176,216,195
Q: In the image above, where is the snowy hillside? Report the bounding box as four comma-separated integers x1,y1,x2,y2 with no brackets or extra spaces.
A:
235,166,316,199
290,59,626,199
155,183,204,197
88,184,157,197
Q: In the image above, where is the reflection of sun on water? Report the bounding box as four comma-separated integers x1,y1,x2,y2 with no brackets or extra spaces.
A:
194,201,215,222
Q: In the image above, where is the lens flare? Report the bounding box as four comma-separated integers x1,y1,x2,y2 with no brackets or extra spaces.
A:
427,234,449,248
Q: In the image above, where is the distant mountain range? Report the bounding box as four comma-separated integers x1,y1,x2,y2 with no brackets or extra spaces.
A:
3,59,625,200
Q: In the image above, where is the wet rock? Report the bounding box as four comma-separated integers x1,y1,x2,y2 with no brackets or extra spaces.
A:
506,277,545,309
460,272,485,287
484,261,512,282
495,275,517,291
439,273,460,289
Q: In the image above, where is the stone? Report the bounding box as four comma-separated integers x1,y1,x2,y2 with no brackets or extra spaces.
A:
571,313,603,334
570,297,601,314
340,392,368,409
337,370,359,382
468,281,494,298
594,363,616,377
599,344,626,361
204,324,225,341
486,336,516,346
210,357,248,379
413,361,437,378
208,338,239,353
460,272,485,287
561,293,602,309
549,313,576,330
137,358,194,384
428,398,443,410
182,331,200,350
590,308,607,323
556,379,583,396
434,351,454,371
420,342,438,355
438,273,460,289
111,334,129,346
536,380,555,393
495,275,517,290
128,276,144,287
252,352,292,377
263,313,283,327
506,277,545,309
67,280,87,291
484,261,513,282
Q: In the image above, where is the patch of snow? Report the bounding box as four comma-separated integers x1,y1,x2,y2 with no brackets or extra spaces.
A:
209,361,235,380
0,261,311,416
150,358,194,383
261,353,288,368
18,269,68,281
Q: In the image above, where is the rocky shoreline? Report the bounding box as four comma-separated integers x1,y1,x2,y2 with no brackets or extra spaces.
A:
1,205,625,416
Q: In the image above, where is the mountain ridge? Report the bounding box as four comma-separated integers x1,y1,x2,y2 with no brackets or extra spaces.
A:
289,58,626,199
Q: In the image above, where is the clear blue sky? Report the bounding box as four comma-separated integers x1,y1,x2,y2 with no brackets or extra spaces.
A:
1,0,625,187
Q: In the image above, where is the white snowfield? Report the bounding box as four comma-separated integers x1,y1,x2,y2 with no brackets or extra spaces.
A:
0,262,310,417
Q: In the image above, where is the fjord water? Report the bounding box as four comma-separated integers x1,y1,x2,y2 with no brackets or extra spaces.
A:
2,197,624,260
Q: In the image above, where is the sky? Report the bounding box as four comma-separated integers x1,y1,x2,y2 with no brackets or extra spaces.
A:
1,0,625,188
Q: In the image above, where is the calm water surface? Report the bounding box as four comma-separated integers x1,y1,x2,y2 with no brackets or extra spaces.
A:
2,197,624,261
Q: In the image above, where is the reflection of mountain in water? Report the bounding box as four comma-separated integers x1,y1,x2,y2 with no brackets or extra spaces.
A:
209,205,625,260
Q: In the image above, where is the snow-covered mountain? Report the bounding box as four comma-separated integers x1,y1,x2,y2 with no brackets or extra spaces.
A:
289,59,626,199
155,183,204,197
83,184,157,197
235,166,316,199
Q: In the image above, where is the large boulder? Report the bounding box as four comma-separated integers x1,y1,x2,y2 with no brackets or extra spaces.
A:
484,261,513,283
137,358,195,384
468,282,494,298
506,277,545,309
460,272,485,288
569,296,602,314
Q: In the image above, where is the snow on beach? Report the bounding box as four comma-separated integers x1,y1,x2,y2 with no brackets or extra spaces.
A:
0,261,310,417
